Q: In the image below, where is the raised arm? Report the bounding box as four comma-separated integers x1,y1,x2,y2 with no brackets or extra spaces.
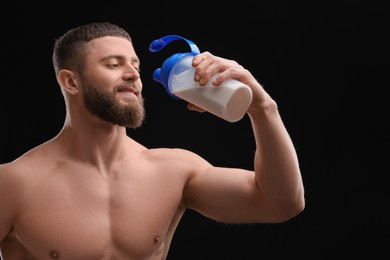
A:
184,52,305,223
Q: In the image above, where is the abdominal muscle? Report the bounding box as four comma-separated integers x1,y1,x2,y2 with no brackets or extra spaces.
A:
1,159,186,260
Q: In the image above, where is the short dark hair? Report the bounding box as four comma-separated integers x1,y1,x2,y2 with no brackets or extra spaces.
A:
52,22,132,76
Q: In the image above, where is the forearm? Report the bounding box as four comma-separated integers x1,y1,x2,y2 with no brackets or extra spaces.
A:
248,94,305,221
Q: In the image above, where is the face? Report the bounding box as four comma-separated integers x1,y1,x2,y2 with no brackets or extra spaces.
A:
79,36,145,128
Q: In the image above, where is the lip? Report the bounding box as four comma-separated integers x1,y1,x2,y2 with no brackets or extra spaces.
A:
117,86,138,94
116,87,139,101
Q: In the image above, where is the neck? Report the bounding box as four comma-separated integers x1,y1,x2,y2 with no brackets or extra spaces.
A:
57,113,131,167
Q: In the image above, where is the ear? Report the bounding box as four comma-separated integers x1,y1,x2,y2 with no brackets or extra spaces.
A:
57,69,80,95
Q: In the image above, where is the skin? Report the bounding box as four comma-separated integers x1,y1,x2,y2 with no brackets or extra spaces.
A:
0,36,305,259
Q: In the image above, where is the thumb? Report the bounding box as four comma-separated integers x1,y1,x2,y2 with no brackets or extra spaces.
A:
187,103,206,113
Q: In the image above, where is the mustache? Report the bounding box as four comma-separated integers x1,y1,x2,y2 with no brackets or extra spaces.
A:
116,83,140,94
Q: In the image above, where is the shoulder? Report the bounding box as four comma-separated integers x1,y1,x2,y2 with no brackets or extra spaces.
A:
0,162,13,179
144,147,210,166
141,147,213,176
0,156,39,239
0,163,19,200
0,161,26,215
0,143,53,186
0,153,36,186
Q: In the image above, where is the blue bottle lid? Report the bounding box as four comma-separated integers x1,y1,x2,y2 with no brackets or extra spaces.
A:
149,35,200,99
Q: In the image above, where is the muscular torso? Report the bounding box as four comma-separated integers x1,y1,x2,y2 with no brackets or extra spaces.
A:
0,141,198,260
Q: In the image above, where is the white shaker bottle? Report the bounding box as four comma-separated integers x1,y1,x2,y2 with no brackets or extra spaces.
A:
149,35,252,123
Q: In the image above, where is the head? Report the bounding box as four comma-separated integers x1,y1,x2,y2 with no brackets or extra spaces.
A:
52,22,145,128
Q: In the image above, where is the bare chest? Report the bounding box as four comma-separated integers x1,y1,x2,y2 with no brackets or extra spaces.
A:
11,168,185,259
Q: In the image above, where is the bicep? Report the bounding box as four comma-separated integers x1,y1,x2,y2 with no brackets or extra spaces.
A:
184,166,264,223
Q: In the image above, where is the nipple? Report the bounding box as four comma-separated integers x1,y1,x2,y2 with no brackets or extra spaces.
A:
154,235,160,243
49,249,60,259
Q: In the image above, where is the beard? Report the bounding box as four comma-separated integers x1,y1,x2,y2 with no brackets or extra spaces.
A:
83,81,145,129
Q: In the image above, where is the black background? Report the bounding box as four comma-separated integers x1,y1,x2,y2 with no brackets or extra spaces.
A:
1,1,389,259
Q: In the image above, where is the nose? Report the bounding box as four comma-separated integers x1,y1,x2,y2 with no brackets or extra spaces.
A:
123,65,140,81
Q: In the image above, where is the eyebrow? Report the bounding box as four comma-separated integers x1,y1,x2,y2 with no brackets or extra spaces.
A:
100,55,140,65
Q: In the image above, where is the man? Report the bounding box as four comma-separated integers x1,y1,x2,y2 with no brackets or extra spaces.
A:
0,22,304,259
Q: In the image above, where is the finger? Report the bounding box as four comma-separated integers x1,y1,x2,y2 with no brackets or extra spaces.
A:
187,103,206,112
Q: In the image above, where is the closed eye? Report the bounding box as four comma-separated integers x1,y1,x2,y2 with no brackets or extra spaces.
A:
107,63,120,68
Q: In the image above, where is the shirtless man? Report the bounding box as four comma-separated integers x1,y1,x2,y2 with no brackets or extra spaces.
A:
0,22,305,259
